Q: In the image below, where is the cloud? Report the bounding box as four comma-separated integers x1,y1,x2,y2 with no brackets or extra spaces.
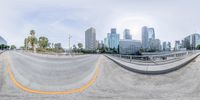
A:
1,0,200,48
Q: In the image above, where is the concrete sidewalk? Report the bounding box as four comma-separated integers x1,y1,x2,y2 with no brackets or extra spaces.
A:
105,53,200,74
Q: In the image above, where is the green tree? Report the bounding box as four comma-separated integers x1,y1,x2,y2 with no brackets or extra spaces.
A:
197,44,200,50
10,45,16,50
0,44,5,50
38,36,48,49
72,45,77,52
77,43,83,52
6,46,10,50
54,43,62,49
78,43,83,49
28,30,37,52
53,43,64,53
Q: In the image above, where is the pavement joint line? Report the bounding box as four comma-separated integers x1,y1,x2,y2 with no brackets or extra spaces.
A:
6,53,101,94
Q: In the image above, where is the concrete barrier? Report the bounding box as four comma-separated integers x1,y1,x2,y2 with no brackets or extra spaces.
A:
105,53,200,75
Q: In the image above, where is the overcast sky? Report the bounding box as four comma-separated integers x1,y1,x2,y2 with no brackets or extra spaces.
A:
1,0,200,48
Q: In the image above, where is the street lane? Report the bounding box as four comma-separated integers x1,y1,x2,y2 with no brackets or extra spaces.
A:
0,52,4,91
7,51,101,91
0,53,200,99
81,55,200,100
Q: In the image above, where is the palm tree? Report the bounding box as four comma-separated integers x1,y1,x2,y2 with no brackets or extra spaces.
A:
72,45,77,53
28,30,37,52
10,45,16,50
78,43,83,52
24,38,28,50
38,36,48,49
78,43,83,49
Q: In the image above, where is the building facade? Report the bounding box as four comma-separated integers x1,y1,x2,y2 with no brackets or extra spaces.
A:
149,39,161,51
191,33,200,49
107,28,120,49
104,38,108,48
119,40,142,55
142,26,149,50
162,41,171,51
0,36,7,45
123,29,132,40
182,33,200,50
148,28,155,40
175,40,181,51
85,27,96,50
142,26,160,51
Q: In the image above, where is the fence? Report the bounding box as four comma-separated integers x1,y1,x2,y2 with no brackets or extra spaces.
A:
108,50,199,66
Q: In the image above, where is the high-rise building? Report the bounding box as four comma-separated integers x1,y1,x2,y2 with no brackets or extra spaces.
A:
0,36,7,45
107,28,120,49
104,38,108,48
111,28,116,34
191,33,200,49
119,39,142,54
95,40,99,49
142,26,159,51
175,40,181,51
183,36,190,49
148,28,155,40
182,33,200,50
163,41,171,51
85,27,96,50
99,40,104,49
149,39,161,51
142,26,149,50
123,29,132,40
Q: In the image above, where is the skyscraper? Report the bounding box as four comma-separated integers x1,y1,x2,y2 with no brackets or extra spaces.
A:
148,28,155,40
107,28,120,49
104,37,108,48
149,39,161,51
85,27,96,50
119,40,141,54
142,26,160,51
162,41,171,51
142,26,149,50
0,36,7,45
191,33,200,49
175,40,181,51
123,29,132,40
182,33,200,50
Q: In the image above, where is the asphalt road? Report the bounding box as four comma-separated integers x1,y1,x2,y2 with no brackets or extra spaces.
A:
0,51,200,100
0,51,4,91
7,51,101,92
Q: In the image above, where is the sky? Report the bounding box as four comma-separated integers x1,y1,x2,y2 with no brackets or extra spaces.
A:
1,0,200,48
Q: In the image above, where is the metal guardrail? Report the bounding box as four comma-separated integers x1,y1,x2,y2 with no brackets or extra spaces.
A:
109,50,200,66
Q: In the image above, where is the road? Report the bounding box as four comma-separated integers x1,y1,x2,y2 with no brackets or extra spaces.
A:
0,51,200,99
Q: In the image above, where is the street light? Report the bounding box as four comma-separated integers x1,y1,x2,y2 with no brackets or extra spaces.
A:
68,34,72,56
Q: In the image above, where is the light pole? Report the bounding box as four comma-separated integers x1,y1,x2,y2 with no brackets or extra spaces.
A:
26,38,28,51
68,34,72,56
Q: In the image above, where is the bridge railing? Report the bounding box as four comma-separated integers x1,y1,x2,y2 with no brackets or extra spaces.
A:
108,50,200,66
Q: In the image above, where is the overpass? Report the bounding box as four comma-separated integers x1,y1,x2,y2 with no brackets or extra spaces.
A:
0,51,200,99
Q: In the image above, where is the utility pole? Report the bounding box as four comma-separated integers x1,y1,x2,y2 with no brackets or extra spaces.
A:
68,34,72,56
26,38,28,51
